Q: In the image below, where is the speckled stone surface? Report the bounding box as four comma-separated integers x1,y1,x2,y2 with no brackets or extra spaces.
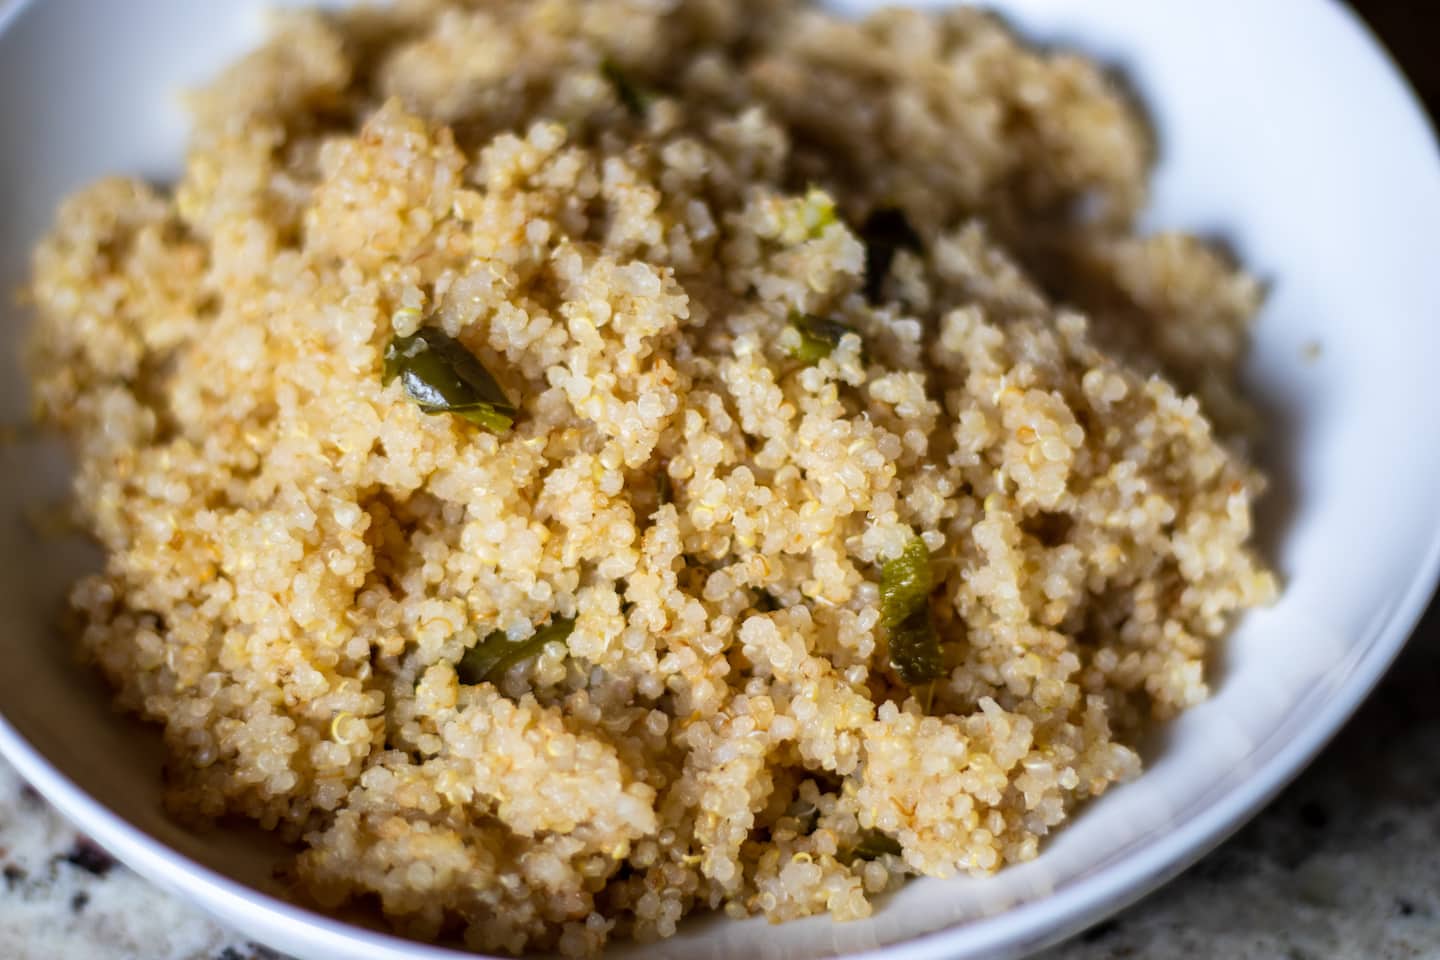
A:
4,1,1437,958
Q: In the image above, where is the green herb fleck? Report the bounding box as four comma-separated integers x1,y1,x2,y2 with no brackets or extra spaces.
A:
788,311,860,365
802,184,838,239
879,537,934,627
602,59,652,117
846,830,902,862
384,327,517,434
456,616,576,685
860,207,922,303
879,537,945,685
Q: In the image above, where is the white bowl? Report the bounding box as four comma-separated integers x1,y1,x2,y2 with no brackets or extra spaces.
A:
1,0,1438,958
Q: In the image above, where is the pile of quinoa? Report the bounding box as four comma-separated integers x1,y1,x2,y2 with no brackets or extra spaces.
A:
25,0,1277,954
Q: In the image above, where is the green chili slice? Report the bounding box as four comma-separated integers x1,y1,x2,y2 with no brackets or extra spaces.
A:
456,616,576,685
861,207,922,303
887,607,944,685
879,537,934,628
384,327,517,434
788,312,861,364
879,537,945,685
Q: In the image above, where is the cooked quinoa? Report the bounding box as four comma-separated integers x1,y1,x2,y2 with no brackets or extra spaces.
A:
25,0,1277,953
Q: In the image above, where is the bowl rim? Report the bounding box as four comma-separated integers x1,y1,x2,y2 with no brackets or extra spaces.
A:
2,0,1439,957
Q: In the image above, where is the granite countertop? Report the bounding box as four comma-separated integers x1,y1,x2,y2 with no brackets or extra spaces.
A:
5,2,1438,959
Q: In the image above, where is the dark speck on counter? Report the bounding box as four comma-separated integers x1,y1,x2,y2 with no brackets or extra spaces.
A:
60,838,115,877
1299,802,1329,830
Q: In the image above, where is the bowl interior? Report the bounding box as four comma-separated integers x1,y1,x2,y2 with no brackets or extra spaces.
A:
1,1,1439,959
